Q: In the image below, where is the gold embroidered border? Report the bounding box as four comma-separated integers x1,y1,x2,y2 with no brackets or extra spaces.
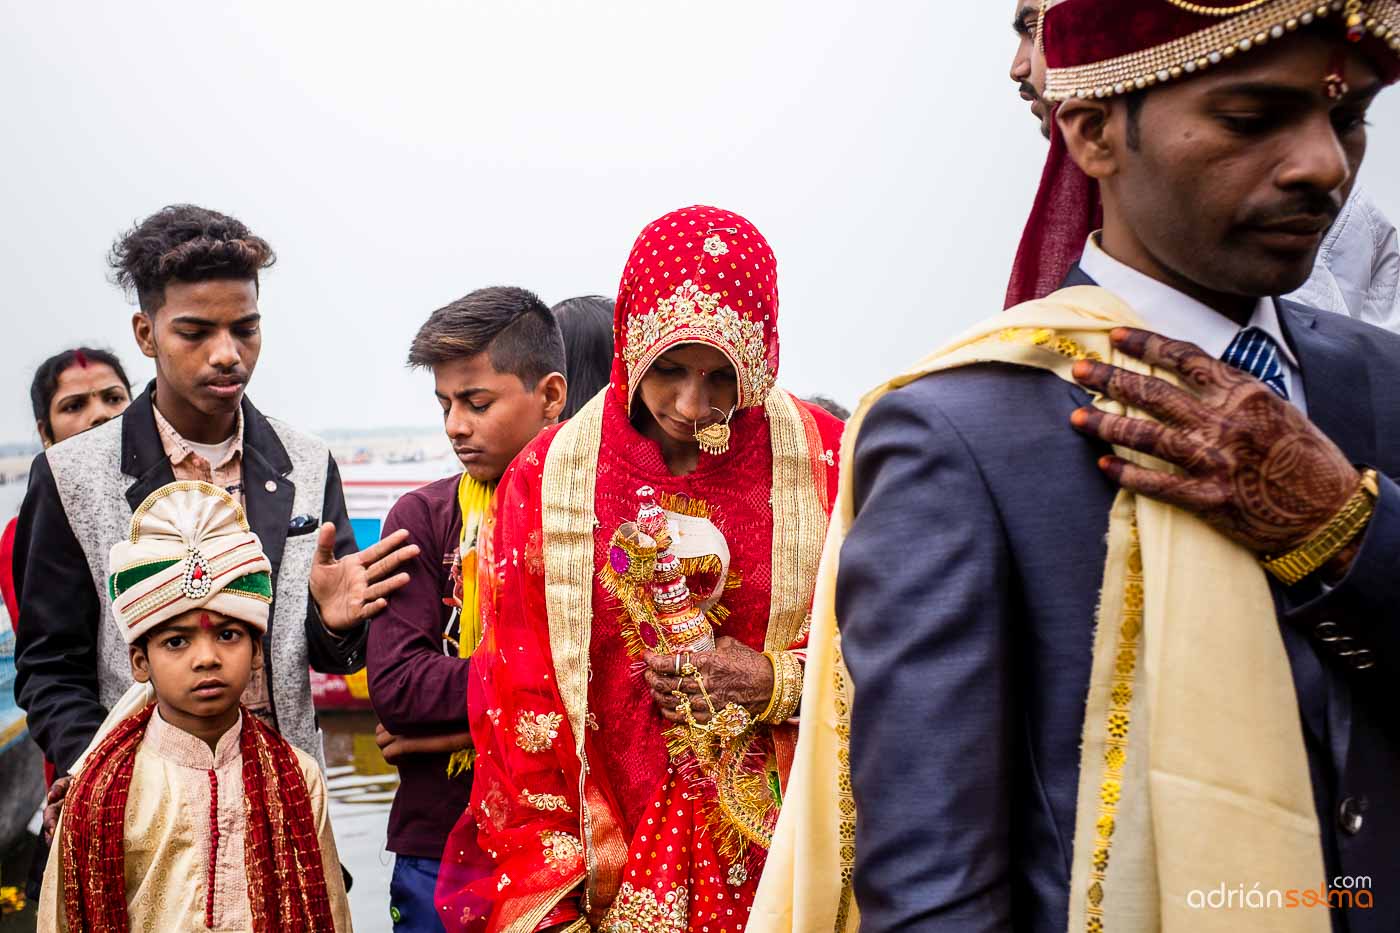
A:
623,279,775,411
542,391,605,756
990,326,1103,364
540,390,607,902
832,642,857,933
500,872,588,933
1084,516,1144,933
764,388,828,653
1045,0,1400,101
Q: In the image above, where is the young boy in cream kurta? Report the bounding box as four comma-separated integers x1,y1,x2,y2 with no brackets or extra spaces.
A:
39,481,352,932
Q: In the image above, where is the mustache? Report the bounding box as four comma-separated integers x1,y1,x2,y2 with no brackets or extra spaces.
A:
1019,81,1041,102
1238,190,1341,229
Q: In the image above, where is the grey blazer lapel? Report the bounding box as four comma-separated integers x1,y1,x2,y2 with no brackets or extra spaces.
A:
239,397,296,579
121,387,177,512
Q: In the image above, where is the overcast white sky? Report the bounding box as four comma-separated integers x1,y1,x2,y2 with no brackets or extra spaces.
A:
3,0,1399,445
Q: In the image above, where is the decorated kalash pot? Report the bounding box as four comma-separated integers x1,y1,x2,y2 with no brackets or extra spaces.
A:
604,486,728,656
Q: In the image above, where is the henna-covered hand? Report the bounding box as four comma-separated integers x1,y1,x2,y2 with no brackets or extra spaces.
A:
641,636,774,725
1070,328,1360,559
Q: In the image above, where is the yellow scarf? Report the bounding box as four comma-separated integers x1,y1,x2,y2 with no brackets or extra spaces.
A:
446,471,496,777
751,287,1326,933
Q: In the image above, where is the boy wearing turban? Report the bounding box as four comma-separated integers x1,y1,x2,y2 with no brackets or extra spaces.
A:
38,481,353,932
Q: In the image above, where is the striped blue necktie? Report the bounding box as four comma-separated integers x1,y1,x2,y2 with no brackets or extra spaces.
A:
1220,327,1289,400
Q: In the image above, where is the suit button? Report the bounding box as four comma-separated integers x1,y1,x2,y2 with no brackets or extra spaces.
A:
265,480,278,493
1314,621,1342,642
1338,796,1367,835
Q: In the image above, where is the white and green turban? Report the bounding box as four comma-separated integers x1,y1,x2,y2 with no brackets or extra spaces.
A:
107,481,272,644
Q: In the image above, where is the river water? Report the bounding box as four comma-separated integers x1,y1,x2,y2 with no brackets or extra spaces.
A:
323,712,402,933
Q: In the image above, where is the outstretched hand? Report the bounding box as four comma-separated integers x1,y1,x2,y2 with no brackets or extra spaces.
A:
1070,328,1359,559
642,636,773,724
309,524,420,632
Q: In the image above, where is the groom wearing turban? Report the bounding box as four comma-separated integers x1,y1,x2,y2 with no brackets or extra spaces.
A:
753,3,1400,933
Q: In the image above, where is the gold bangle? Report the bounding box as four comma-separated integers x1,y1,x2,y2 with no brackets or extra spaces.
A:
759,650,804,725
758,651,784,723
775,651,804,722
1262,469,1379,586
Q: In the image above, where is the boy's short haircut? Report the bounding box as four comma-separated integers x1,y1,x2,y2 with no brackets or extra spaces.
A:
407,286,566,388
109,204,276,314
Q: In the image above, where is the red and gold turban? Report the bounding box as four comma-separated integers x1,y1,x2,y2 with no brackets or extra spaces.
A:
1006,0,1400,308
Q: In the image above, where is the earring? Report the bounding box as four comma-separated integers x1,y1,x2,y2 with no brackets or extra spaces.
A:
693,407,735,456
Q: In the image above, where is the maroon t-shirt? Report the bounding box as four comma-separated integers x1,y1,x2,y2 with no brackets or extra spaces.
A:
366,474,472,858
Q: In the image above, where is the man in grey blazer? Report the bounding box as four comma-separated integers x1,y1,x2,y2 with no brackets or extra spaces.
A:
840,4,1400,932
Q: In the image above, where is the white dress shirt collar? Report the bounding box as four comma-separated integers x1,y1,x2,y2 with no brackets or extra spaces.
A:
1078,234,1300,370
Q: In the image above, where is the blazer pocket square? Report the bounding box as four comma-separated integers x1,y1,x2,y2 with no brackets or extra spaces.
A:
288,514,321,535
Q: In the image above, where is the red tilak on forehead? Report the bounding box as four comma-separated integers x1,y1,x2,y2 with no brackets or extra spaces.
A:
73,350,90,368
199,612,213,630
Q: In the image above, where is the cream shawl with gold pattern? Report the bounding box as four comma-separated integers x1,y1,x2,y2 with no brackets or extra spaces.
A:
750,286,1327,933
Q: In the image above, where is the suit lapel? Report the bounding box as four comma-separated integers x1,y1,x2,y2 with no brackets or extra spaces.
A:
1279,301,1378,466
1060,265,1100,408
239,397,295,578
1060,264,1096,290
122,385,177,511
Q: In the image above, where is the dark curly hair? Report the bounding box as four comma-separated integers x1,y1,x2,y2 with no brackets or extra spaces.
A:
108,204,276,313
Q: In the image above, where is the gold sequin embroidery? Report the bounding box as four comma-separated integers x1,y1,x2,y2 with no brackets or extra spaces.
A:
515,710,562,754
598,882,688,933
540,830,583,869
624,279,774,407
521,789,572,813
992,326,1104,363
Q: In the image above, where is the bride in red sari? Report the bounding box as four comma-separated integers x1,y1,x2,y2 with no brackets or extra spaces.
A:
436,205,842,933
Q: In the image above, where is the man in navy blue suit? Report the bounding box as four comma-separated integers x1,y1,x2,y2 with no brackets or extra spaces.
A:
840,2,1400,931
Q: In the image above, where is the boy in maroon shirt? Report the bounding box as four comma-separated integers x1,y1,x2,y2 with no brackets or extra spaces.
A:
367,287,567,932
